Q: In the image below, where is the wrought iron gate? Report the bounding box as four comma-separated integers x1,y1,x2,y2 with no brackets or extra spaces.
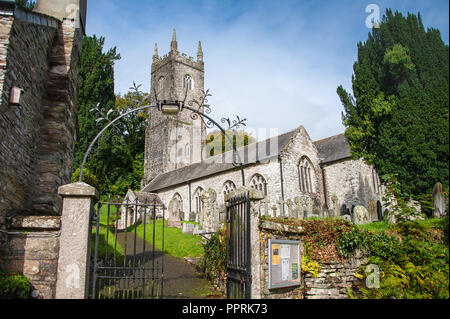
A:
226,192,252,299
90,197,165,299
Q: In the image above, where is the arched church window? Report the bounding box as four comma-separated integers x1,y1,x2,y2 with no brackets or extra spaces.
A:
185,144,190,157
298,157,315,193
194,187,204,213
250,174,267,196
183,74,193,90
223,180,236,197
173,193,183,212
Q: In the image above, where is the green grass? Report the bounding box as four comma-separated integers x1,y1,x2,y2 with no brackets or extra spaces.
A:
136,220,204,258
357,218,447,233
91,203,124,262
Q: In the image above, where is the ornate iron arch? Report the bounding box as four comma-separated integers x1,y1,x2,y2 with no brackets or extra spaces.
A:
79,87,247,186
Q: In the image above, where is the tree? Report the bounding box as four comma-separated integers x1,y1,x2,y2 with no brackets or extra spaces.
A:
337,9,449,196
206,129,256,157
72,35,120,193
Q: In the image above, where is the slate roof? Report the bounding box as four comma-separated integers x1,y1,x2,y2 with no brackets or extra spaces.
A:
313,133,351,164
126,190,165,206
142,130,353,193
142,128,299,192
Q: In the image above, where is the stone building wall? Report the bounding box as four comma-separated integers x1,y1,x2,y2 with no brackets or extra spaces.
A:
0,1,85,299
280,126,326,216
0,9,58,219
322,158,384,217
151,126,333,227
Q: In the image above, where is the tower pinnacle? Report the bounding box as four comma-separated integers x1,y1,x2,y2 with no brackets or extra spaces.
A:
170,29,178,53
153,43,159,62
197,41,203,62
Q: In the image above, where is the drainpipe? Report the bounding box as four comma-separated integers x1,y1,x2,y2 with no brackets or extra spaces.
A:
188,181,192,214
278,155,285,205
320,163,329,211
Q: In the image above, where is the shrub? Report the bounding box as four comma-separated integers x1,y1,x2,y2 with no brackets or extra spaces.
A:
201,227,226,282
0,271,32,299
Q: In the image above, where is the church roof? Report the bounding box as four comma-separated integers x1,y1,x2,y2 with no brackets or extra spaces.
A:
313,133,352,164
142,130,353,193
142,129,298,192
125,190,165,206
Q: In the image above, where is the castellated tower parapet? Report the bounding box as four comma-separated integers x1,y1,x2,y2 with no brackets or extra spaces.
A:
142,30,207,188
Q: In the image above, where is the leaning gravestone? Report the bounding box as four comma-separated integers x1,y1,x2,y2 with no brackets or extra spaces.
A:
433,183,447,219
353,206,370,225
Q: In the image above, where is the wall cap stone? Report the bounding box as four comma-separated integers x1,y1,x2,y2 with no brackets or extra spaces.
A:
260,220,304,234
9,216,61,230
58,182,99,200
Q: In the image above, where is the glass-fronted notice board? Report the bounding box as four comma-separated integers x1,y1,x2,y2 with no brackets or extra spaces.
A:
268,239,302,289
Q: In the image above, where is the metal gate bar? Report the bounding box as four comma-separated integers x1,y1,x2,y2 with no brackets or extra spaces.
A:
91,197,165,299
226,192,251,299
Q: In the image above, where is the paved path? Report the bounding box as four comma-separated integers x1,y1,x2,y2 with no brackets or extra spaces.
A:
96,231,218,299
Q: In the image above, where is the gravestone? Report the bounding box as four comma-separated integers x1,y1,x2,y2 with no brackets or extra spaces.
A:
332,194,339,217
433,183,447,219
342,215,352,223
353,205,370,225
368,199,377,221
182,223,195,235
188,211,197,223
294,197,303,219
167,197,182,228
305,197,314,218
286,199,297,219
201,188,218,233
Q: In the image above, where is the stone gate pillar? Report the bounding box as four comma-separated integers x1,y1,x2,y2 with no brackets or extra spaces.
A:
55,182,98,299
226,186,265,299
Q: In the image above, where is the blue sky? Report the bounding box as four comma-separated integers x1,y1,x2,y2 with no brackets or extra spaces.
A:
85,0,449,141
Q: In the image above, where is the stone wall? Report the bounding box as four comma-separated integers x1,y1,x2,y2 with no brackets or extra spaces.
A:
257,220,367,299
0,1,84,299
323,158,384,218
5,216,61,299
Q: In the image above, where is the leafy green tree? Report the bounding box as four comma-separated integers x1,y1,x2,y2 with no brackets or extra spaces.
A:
206,129,256,157
337,9,449,197
72,35,120,193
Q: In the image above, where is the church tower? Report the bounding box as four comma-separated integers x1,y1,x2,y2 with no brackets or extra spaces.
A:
142,30,207,187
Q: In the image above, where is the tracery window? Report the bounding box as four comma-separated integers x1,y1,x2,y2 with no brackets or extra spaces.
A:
173,193,183,212
194,187,204,213
183,74,193,90
250,174,267,196
223,180,236,197
372,168,381,194
298,157,315,193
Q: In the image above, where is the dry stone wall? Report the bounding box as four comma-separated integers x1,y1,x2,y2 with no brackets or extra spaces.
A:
257,220,367,299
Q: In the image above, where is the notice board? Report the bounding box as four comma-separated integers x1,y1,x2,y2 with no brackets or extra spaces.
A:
268,239,301,289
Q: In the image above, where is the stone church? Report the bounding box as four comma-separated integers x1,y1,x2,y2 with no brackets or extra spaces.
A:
140,31,385,231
